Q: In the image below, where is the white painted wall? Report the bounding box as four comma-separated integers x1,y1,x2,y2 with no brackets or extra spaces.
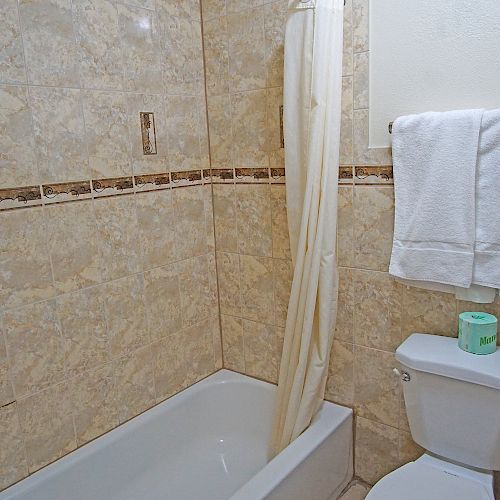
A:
369,0,500,148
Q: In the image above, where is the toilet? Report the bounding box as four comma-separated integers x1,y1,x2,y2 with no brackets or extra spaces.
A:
366,333,500,500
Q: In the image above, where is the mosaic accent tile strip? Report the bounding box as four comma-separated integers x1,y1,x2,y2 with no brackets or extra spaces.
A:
354,166,393,184
42,181,92,204
211,168,235,184
235,168,270,184
0,186,42,209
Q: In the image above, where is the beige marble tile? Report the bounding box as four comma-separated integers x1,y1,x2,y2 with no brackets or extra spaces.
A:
103,274,150,358
198,97,210,169
352,0,368,53
353,186,394,272
353,109,392,165
173,185,208,260
242,319,277,383
117,4,162,93
0,207,54,309
118,0,156,10
342,0,353,77
17,382,76,472
144,264,182,342
240,254,274,325
326,340,354,407
178,254,213,328
337,186,354,267
402,286,458,340
71,364,118,445
334,267,354,343
355,416,399,485
45,200,102,294
264,1,286,87
30,87,88,183
136,189,177,270
271,185,291,260
216,251,241,317
0,331,14,406
201,0,226,20
3,300,65,398
127,93,169,175
183,318,216,386
273,258,292,328
165,95,202,171
276,325,285,373
354,345,400,428
0,0,26,84
94,194,141,281
236,184,272,257
159,12,204,96
203,16,229,96
339,482,371,500
0,403,28,490
73,0,123,90
231,89,268,167
19,0,79,87
82,90,131,178
353,270,402,351
56,287,108,377
398,429,424,465
213,184,238,253
227,0,262,14
340,76,354,165
0,85,38,188
204,185,216,253
114,345,155,423
353,51,369,110
207,94,232,168
265,86,284,164
227,8,266,92
220,314,244,372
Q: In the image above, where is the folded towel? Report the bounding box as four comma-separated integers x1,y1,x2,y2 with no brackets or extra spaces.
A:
473,109,500,289
389,109,484,288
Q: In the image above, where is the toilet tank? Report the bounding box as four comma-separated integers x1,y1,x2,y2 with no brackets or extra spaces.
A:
395,334,500,471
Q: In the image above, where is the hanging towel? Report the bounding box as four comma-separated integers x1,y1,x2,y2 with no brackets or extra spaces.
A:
389,110,484,288
473,109,500,289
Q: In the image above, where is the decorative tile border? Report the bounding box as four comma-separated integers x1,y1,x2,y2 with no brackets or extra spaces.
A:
42,181,92,204
0,165,394,211
235,167,270,184
0,186,42,209
354,166,393,185
134,172,170,193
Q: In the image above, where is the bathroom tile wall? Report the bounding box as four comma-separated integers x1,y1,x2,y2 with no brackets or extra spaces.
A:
203,0,500,494
0,0,221,491
202,0,289,385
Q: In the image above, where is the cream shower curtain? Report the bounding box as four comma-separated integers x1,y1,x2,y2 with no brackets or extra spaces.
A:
270,0,343,456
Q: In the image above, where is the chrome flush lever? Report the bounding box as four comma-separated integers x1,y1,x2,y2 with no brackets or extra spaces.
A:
393,368,411,382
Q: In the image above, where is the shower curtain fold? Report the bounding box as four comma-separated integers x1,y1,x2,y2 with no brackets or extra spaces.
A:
270,0,343,457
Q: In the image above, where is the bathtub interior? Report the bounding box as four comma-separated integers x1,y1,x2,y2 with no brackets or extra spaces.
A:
1,371,351,500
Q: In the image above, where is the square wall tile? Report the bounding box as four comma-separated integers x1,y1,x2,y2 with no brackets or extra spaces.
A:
242,319,277,383
17,382,76,472
207,94,232,169
203,16,230,96
73,0,123,90
217,251,241,317
271,185,291,260
3,300,65,398
0,0,26,84
221,314,244,372
19,0,79,87
0,331,14,406
326,340,354,406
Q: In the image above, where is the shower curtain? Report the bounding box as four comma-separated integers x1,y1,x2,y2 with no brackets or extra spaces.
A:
270,0,343,456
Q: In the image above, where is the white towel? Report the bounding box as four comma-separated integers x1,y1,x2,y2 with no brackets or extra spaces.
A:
473,109,500,289
390,110,484,288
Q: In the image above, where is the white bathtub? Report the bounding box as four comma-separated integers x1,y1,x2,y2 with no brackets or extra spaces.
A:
1,370,353,500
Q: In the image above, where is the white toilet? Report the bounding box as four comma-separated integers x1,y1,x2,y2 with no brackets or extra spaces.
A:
366,333,500,500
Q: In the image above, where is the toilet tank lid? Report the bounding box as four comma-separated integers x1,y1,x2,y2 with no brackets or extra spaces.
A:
395,334,500,390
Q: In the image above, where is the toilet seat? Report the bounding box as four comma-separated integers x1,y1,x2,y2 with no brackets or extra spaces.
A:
365,461,491,500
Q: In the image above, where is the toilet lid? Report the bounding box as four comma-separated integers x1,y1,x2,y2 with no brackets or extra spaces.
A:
365,462,490,500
